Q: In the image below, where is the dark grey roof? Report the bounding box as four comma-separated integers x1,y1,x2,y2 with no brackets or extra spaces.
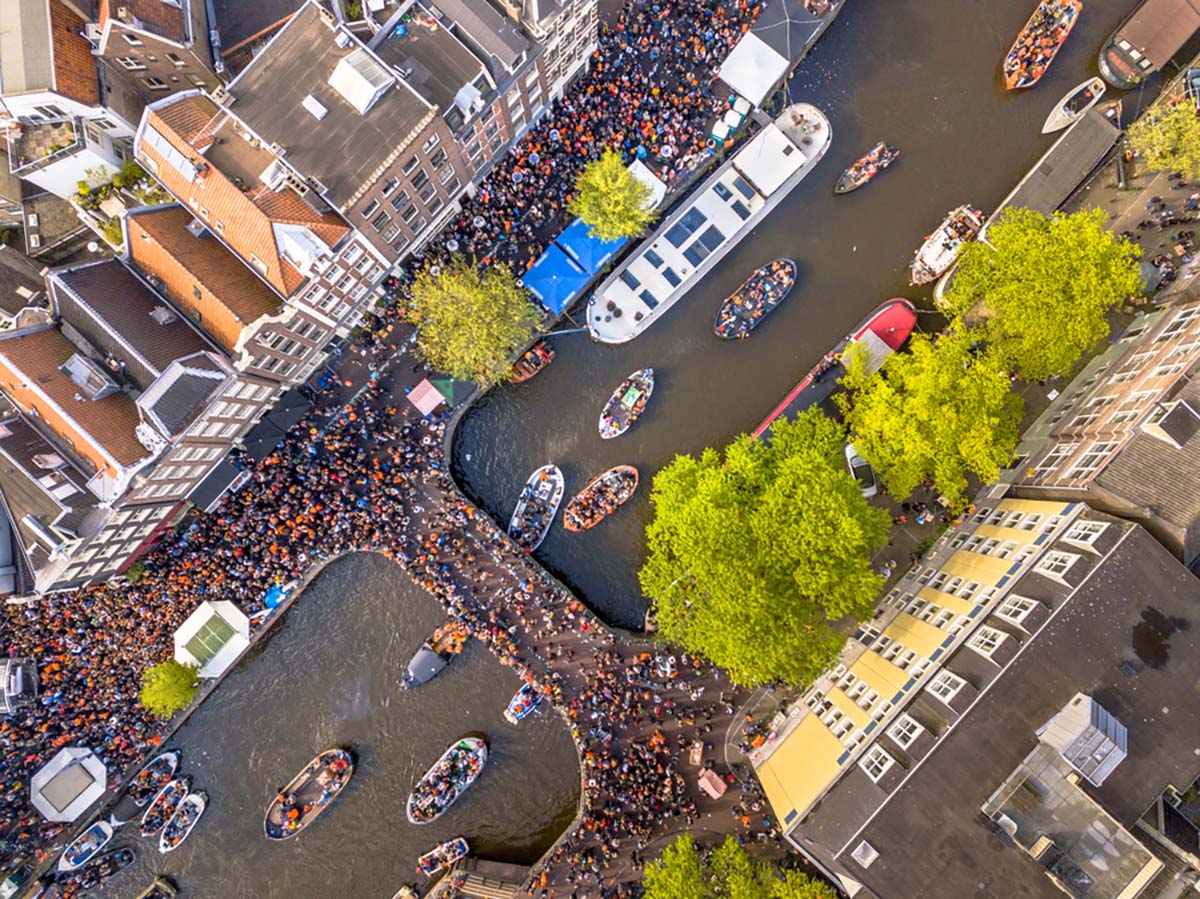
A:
228,2,434,210
751,0,829,63
0,244,45,316
1157,398,1200,446
210,0,302,64
141,354,228,436
1118,0,1200,68
431,0,530,72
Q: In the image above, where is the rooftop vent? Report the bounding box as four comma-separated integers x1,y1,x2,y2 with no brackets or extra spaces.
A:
31,453,64,470
850,841,879,868
149,306,178,325
185,218,206,239
328,48,392,115
302,95,329,121
1036,693,1127,787
60,353,117,401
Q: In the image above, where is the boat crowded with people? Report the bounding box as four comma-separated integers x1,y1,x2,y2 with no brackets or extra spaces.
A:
407,736,488,825
264,749,354,840
1002,0,1082,90
833,143,899,194
416,837,469,876
714,259,797,339
403,621,470,688
507,465,565,552
136,877,178,899
140,778,189,838
598,369,655,438
910,205,985,285
562,466,639,532
57,822,113,872
1042,76,1105,132
511,342,554,384
127,752,179,807
56,848,135,893
159,790,206,853
504,682,543,725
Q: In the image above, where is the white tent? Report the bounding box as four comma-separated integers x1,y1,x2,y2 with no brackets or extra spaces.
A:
174,600,251,679
30,747,106,822
627,159,668,210
716,31,790,107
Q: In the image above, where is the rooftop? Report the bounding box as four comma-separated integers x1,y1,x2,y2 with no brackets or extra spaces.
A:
210,0,298,63
0,0,99,106
429,0,531,74
0,244,45,317
98,0,188,43
136,352,229,437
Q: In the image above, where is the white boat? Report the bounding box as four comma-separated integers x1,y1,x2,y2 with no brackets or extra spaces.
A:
588,102,831,343
1042,77,1106,133
507,465,565,552
159,791,206,853
57,821,113,872
910,205,985,285
139,777,189,837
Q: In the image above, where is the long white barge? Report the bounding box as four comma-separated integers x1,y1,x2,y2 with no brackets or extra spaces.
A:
587,102,831,344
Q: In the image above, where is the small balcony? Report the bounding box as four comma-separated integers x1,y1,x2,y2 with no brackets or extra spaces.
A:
7,120,82,175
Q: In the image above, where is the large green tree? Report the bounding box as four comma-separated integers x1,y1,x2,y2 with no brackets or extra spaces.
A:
409,255,541,386
840,330,1022,505
139,660,199,719
1127,99,1200,181
941,207,1141,380
568,147,656,241
640,409,890,687
644,836,835,899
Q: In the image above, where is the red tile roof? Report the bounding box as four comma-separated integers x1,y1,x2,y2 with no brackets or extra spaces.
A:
48,0,99,106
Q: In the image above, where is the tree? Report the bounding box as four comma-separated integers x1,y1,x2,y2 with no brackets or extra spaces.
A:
941,207,1141,380
568,147,656,241
139,660,199,719
1127,99,1200,181
840,330,1022,505
640,409,890,687
644,836,835,899
123,560,145,584
408,255,541,386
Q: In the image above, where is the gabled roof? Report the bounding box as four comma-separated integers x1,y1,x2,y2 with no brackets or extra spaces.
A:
0,0,99,106
137,92,351,296
136,351,229,437
98,0,188,44
0,244,45,317
433,0,530,73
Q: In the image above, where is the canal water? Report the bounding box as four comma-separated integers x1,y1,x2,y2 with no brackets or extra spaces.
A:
451,0,1155,629
104,553,580,899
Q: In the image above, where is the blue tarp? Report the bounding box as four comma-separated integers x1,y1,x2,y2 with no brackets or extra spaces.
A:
523,243,590,314
557,218,626,276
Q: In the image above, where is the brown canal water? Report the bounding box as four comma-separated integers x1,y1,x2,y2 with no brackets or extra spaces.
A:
102,553,580,899
451,0,1164,629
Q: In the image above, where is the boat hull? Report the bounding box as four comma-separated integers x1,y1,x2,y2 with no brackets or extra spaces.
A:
910,205,984,285
511,342,554,383
562,466,639,532
159,791,206,853
714,259,797,339
504,683,543,725
833,143,899,194
1002,0,1082,90
127,751,179,807
57,822,114,872
598,370,655,438
416,837,469,876
139,777,189,838
407,737,488,825
264,749,354,840
507,464,565,552
1042,77,1105,133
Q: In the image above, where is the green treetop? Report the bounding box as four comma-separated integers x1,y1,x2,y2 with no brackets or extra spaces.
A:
941,207,1141,380
409,255,541,386
644,835,836,899
138,660,199,719
568,147,657,241
840,330,1023,505
1126,99,1200,181
640,409,890,687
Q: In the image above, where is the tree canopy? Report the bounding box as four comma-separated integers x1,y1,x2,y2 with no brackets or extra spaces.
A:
1126,99,1200,181
139,660,199,719
839,330,1023,505
409,255,541,386
640,409,890,687
568,147,657,241
644,836,835,899
940,207,1141,380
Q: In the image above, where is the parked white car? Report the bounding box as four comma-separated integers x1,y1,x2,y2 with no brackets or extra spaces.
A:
845,444,878,498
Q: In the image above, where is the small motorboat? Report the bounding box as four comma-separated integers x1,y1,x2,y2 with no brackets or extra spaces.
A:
562,466,639,533
1042,76,1105,132
159,791,206,853
56,848,134,892
834,143,899,194
407,737,488,825
504,682,543,725
57,821,113,872
910,205,985,285
714,260,797,339
598,369,655,438
416,837,469,876
139,777,189,838
1002,0,1082,90
264,749,354,840
402,621,470,689
136,877,178,899
507,464,565,552
511,341,554,383
126,751,179,807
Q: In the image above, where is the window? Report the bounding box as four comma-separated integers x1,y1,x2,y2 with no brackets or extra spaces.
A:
996,595,1037,625
1064,521,1107,546
928,671,966,704
380,178,400,198
733,176,756,200
144,77,169,90
858,746,895,783
371,212,391,232
888,715,924,749
422,133,440,154
662,267,681,288
439,166,456,185
645,249,665,268
895,650,917,671
1018,513,1042,532
618,271,640,291
122,32,144,46
1157,305,1200,340
638,289,659,310
1036,550,1078,579
429,148,448,169
402,156,419,175
665,208,707,248
361,200,380,218
117,56,146,71
165,51,185,67
1107,409,1140,425
400,205,418,224
1152,360,1188,378
1066,441,1116,478
713,182,733,201
968,626,1007,659
390,190,411,211
411,170,430,191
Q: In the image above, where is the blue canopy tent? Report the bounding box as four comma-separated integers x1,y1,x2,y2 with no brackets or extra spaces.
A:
523,244,590,314
557,218,626,276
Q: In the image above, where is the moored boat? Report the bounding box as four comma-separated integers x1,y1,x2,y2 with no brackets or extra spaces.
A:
511,341,555,383
159,791,206,853
1002,0,1082,90
416,837,469,876
1042,76,1105,132
910,205,985,285
402,621,470,689
504,682,543,725
598,369,655,438
127,751,179,807
833,143,899,194
136,877,178,899
139,777,189,838
56,848,134,892
264,749,354,840
57,822,113,872
507,465,564,552
407,737,488,825
562,466,639,533
714,259,797,339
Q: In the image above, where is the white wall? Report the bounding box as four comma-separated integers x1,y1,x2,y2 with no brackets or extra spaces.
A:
22,147,119,199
